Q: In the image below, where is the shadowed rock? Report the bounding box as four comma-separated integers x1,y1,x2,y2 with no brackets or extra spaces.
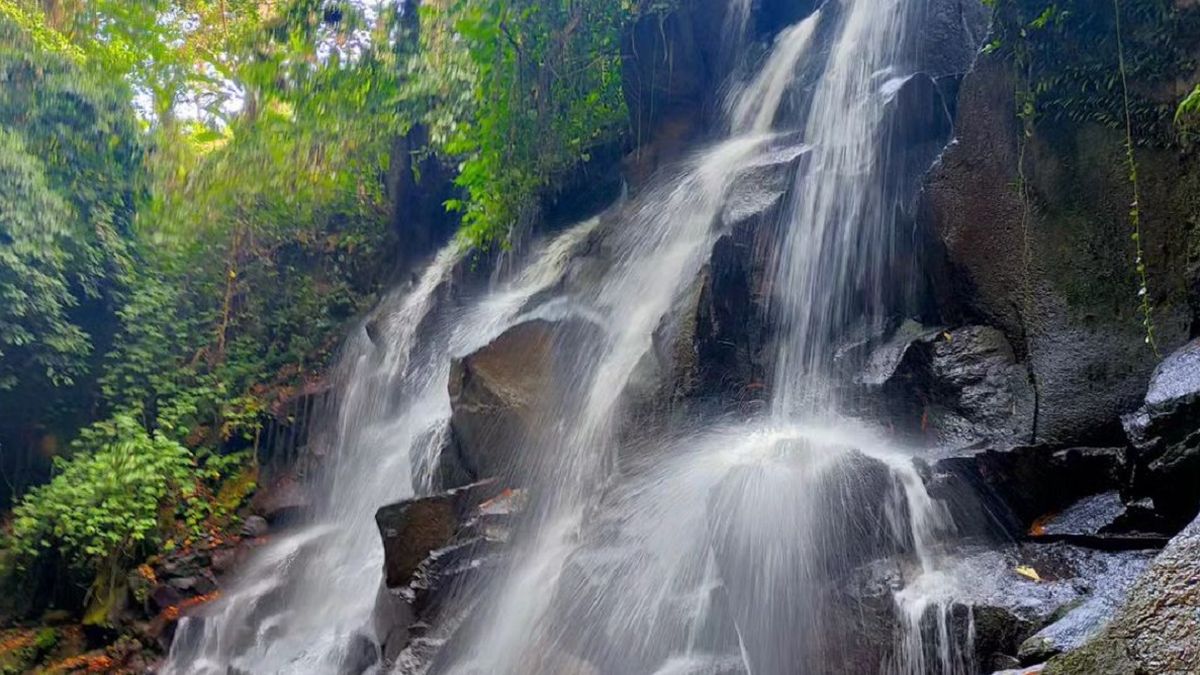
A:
1122,338,1200,529
860,322,1035,448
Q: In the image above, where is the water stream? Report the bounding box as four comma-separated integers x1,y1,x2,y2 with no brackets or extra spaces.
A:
168,0,973,673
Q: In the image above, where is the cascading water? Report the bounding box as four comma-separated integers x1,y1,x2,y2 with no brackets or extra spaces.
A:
433,1,969,673
167,0,979,673
165,218,603,674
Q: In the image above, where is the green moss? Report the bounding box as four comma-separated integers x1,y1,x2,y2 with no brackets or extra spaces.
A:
1043,636,1139,675
0,627,58,675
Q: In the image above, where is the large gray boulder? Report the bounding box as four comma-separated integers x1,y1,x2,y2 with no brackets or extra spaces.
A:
1044,514,1200,674
1122,338,1200,529
444,318,602,487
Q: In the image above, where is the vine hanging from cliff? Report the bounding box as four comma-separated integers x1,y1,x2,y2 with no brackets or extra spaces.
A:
1112,0,1158,355
983,0,1177,353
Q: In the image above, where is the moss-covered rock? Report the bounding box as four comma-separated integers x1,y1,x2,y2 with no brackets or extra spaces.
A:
1045,514,1200,674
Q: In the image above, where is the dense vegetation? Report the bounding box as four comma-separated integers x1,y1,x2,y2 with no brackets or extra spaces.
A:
0,0,649,651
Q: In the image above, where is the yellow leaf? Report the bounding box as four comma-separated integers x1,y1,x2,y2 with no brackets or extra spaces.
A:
1015,565,1042,582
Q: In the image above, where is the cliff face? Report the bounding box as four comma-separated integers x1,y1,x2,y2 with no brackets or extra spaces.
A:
918,2,1200,667
142,0,1200,671
923,54,1200,446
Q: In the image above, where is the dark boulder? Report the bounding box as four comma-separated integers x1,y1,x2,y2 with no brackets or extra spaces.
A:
927,544,1155,671
861,323,1035,449
928,444,1128,536
249,472,312,525
621,0,726,185
751,0,820,40
372,481,517,667
1122,338,1200,529
719,139,808,231
621,139,806,435
1016,548,1152,665
445,318,603,487
1044,515,1200,674
375,481,501,589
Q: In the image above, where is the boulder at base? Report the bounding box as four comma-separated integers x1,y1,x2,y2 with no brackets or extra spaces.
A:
1122,338,1200,529
1044,514,1200,674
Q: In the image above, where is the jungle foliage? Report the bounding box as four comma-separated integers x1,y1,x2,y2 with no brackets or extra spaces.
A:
0,0,648,621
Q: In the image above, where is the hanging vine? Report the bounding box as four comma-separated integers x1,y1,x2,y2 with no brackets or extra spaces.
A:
983,0,1177,354
1112,0,1159,355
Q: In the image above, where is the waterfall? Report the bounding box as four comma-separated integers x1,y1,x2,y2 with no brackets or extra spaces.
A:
431,1,965,673
164,217,602,674
771,0,917,415
166,0,975,673
437,134,780,675
729,11,821,135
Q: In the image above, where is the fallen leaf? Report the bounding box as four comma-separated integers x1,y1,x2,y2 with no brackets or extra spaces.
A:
1015,565,1042,582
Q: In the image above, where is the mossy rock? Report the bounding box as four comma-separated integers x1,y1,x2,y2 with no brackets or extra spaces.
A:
1045,515,1200,674
0,627,58,674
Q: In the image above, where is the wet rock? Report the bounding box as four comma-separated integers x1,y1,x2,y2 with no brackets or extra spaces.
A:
339,631,379,675
930,543,1156,670
446,318,603,487
372,481,515,667
622,142,805,432
1029,492,1171,549
921,52,1194,447
1035,492,1125,539
166,575,217,596
1016,549,1151,664
1044,515,1200,674
1122,338,1200,529
752,0,820,39
708,448,907,673
863,323,1035,448
375,480,501,589
149,585,184,614
857,320,945,387
719,139,808,230
249,473,312,525
913,0,991,80
240,515,269,539
621,0,726,184
883,74,959,214
929,444,1128,535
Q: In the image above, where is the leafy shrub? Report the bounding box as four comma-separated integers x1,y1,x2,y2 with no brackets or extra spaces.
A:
7,413,198,575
